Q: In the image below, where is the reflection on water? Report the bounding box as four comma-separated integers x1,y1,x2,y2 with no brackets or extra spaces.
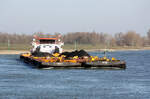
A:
0,51,150,99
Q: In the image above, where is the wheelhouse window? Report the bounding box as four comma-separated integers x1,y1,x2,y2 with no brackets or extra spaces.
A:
39,40,56,44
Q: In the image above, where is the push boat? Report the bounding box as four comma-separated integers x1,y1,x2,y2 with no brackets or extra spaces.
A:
20,35,126,69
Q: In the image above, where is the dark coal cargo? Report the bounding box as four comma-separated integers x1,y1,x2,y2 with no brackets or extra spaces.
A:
60,50,90,58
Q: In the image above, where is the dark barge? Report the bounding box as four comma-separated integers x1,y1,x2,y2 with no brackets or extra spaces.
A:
21,35,126,69
20,54,126,69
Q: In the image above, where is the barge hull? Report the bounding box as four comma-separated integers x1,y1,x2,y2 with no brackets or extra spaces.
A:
20,55,126,69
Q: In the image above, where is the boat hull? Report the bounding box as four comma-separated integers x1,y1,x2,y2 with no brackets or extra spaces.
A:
20,55,126,69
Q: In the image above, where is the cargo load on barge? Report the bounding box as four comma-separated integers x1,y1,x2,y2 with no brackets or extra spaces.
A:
20,34,126,69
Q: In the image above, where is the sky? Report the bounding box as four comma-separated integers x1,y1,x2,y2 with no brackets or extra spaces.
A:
0,0,150,35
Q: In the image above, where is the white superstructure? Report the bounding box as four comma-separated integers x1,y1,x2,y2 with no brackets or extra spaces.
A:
31,35,64,54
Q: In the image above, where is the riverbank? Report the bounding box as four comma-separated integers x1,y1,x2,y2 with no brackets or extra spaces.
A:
0,50,29,54
85,47,150,52
0,47,150,54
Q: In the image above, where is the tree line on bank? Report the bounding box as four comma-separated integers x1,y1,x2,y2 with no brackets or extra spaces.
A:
0,30,150,47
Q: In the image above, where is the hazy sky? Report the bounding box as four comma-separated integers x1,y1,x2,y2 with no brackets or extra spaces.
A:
0,0,150,35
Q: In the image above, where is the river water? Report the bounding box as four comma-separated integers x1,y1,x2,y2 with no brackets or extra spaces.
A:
0,50,150,99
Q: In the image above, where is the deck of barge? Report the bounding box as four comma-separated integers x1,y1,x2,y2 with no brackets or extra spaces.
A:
20,55,126,69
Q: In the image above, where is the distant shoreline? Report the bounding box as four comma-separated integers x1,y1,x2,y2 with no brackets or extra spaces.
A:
0,48,150,54
85,48,150,52
0,50,29,55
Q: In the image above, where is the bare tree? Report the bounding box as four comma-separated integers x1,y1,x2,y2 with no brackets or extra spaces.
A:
123,31,143,46
147,29,150,44
115,32,125,46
